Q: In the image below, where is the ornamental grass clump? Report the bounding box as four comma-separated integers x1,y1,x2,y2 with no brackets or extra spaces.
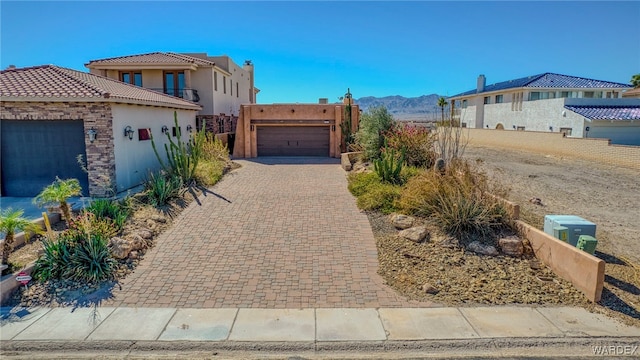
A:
143,171,184,207
84,198,131,232
398,159,508,239
195,133,231,187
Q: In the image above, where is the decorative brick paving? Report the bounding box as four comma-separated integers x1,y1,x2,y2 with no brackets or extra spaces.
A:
108,158,432,308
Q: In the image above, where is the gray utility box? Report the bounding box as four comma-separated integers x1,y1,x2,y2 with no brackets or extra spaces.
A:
544,215,596,247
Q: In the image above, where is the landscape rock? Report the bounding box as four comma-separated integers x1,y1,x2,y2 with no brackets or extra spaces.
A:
129,251,139,260
145,219,157,230
109,237,133,260
126,234,146,251
422,283,439,294
136,229,153,240
399,226,429,243
467,241,499,256
151,214,167,223
391,214,415,230
499,236,524,257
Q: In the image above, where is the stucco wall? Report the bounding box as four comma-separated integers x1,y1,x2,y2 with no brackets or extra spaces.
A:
191,67,214,115
111,104,197,192
234,104,360,159
466,128,640,170
483,98,586,136
0,101,115,197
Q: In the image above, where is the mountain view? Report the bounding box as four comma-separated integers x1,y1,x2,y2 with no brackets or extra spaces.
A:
354,94,449,121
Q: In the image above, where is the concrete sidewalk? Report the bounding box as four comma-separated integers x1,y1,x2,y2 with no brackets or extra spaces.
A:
2,306,639,357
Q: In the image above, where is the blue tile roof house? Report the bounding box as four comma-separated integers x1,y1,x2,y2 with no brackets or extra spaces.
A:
449,73,640,145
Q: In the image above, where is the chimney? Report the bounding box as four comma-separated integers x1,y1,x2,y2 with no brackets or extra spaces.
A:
243,60,255,103
7,65,16,70
477,74,486,93
319,98,328,104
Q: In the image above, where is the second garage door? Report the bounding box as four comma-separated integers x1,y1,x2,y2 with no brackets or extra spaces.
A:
257,126,330,157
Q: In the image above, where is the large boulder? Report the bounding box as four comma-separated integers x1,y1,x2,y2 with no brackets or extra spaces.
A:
499,236,524,257
126,234,146,251
391,214,415,230
109,237,133,260
399,226,429,243
467,241,499,256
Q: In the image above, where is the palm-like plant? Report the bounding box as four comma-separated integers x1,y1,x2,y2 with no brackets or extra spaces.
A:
437,97,449,122
34,177,82,226
631,74,640,88
1,208,41,265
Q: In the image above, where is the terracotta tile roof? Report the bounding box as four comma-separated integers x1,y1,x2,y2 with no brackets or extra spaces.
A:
86,52,217,67
0,65,201,110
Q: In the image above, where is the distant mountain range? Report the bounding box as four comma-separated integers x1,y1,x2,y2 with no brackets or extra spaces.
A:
354,94,448,121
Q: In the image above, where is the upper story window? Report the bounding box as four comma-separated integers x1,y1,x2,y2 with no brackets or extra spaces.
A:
223,76,227,94
495,94,503,103
484,96,490,104
605,91,619,98
163,71,184,98
528,91,556,101
236,82,239,98
462,99,468,108
120,71,142,86
230,79,233,96
583,91,603,98
559,91,579,98
214,71,218,91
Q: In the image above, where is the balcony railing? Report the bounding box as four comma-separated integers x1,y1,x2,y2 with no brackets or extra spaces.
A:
149,88,200,102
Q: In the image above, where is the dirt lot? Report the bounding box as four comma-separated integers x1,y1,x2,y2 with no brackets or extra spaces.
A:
463,145,640,264
461,145,640,325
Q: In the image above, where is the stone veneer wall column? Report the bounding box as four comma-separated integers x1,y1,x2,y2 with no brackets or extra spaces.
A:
0,101,116,197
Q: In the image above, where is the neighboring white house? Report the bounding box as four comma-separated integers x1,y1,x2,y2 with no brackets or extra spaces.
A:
449,73,640,145
0,65,201,197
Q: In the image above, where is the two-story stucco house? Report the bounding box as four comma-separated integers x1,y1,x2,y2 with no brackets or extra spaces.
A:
85,52,258,140
449,73,640,145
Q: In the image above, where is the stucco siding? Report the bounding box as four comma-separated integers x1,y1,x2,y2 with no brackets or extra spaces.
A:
111,104,197,192
191,67,214,115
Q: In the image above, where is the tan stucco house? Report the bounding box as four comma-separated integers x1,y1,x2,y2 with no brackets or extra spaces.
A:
85,52,258,144
0,65,201,197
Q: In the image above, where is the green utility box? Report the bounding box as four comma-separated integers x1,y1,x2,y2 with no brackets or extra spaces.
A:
553,226,569,242
577,235,598,255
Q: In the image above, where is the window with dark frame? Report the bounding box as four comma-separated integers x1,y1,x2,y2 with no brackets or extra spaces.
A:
223,76,227,94
120,71,142,86
214,71,218,91
163,71,185,98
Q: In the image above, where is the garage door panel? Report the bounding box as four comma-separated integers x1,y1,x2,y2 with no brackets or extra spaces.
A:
1,120,89,196
257,126,329,157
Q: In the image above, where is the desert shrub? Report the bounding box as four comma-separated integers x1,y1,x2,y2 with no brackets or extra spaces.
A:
398,159,508,238
400,166,423,184
347,172,381,197
68,212,118,240
84,198,130,232
356,182,402,214
195,134,230,186
385,123,437,168
33,228,115,283
143,171,184,207
355,106,395,160
33,177,82,226
374,148,404,185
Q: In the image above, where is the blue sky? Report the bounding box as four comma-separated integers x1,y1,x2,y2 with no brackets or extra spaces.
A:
1,1,639,103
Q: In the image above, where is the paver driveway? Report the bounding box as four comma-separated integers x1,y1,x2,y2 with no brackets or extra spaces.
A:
109,157,431,308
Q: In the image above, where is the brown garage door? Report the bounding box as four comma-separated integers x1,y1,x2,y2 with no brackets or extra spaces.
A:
257,126,330,156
